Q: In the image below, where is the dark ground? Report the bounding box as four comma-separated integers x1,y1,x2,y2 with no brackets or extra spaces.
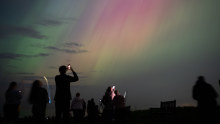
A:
1,107,220,124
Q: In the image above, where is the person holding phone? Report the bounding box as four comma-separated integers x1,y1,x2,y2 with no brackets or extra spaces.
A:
102,86,114,124
4,82,22,124
111,86,116,100
54,64,79,124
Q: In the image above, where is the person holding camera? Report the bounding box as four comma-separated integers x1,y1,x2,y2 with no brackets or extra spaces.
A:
54,64,79,123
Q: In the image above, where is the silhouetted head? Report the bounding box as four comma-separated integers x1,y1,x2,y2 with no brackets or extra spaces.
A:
59,65,67,74
196,76,206,85
29,80,43,104
106,86,111,93
76,92,80,97
32,80,43,88
9,81,17,89
7,82,17,92
198,76,205,82
198,76,205,81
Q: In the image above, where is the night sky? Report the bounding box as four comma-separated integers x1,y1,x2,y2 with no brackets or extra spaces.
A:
0,0,220,117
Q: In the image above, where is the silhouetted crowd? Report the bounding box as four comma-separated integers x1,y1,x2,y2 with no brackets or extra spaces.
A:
1,65,219,124
2,65,130,124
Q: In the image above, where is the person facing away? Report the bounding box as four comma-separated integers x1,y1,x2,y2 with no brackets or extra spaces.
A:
192,76,218,123
87,98,99,123
102,86,114,124
71,92,85,123
113,90,125,109
54,65,79,123
4,81,22,124
29,80,48,124
113,90,126,124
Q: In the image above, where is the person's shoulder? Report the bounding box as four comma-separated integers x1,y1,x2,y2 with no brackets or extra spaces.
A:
204,82,213,88
56,75,66,80
72,97,79,102
55,75,60,80
55,75,61,78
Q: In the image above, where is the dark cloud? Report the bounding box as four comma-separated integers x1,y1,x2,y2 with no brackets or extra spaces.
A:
65,42,83,47
0,25,46,39
36,53,49,57
45,46,88,54
16,72,35,75
0,53,24,60
36,16,78,27
30,43,46,48
37,19,62,26
0,52,49,60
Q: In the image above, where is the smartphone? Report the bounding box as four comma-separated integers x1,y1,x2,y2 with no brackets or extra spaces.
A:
67,64,71,70
112,86,115,90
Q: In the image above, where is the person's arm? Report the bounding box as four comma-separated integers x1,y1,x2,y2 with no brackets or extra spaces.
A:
70,67,79,82
219,80,220,88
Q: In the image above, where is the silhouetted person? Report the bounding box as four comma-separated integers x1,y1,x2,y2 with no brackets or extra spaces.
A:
87,98,99,124
192,76,218,124
113,90,126,124
29,80,49,124
54,65,79,124
4,82,22,124
219,80,220,88
71,92,85,124
102,86,114,124
113,90,125,108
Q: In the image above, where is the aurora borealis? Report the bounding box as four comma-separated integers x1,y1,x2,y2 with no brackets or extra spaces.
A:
0,0,220,117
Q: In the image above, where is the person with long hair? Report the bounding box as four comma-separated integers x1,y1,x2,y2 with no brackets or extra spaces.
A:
101,86,114,124
29,80,48,124
4,81,22,124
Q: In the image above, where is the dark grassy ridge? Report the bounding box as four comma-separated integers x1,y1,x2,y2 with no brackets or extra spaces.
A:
1,107,220,124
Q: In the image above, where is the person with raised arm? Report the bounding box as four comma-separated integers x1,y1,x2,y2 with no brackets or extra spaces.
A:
54,64,79,124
